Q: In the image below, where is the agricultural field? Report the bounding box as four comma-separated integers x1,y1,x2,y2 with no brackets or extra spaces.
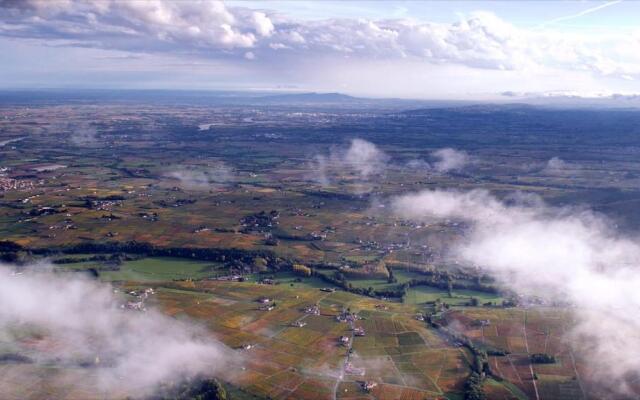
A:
1,253,595,400
403,286,503,307
2,96,639,399
440,308,587,400
134,275,476,400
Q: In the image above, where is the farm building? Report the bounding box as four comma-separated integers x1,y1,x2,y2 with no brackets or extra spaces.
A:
303,305,320,315
362,381,378,392
345,362,365,376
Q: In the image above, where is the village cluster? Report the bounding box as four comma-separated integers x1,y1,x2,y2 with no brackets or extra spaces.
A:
121,287,155,311
0,173,35,191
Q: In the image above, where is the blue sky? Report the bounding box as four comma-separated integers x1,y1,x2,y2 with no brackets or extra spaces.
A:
228,0,635,28
1,0,639,99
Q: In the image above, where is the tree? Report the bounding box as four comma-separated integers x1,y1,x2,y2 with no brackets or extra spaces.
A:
387,266,397,283
253,257,268,273
464,372,486,400
157,376,227,400
0,240,23,252
530,353,556,364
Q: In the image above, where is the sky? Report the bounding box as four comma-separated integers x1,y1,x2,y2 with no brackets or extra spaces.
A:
1,0,640,99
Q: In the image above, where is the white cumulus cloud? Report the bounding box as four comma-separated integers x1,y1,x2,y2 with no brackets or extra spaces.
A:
0,264,239,397
391,188,640,395
431,148,469,172
1,0,640,83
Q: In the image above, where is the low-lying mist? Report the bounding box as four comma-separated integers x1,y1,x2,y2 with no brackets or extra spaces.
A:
310,138,389,187
0,264,238,399
165,162,235,190
69,122,99,147
430,148,469,172
309,139,469,189
391,188,640,394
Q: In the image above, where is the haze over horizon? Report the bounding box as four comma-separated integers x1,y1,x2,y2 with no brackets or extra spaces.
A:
1,0,640,100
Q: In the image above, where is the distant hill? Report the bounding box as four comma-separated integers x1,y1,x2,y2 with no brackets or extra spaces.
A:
397,103,640,140
400,103,537,116
0,89,467,109
249,92,474,109
255,92,359,104
2,89,640,110
0,89,479,110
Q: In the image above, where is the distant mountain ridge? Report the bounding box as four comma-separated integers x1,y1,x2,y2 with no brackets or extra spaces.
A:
256,92,358,103
0,89,465,109
2,89,639,110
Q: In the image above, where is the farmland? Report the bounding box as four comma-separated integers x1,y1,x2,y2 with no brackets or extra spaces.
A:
162,280,468,400
0,252,596,400
2,93,640,399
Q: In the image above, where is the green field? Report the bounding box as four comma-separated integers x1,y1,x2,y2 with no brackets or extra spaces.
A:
346,269,426,291
100,257,220,281
403,285,503,306
243,271,341,290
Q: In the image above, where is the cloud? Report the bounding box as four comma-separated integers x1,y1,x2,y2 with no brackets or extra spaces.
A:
543,156,567,173
1,1,639,80
390,188,640,394
165,163,235,190
42,120,100,147
405,148,469,174
69,122,99,147
541,156,583,177
344,138,389,178
431,148,469,172
310,143,466,188
309,154,331,186
405,158,431,171
0,264,238,398
252,11,274,37
308,139,389,187
0,0,262,50
546,156,565,169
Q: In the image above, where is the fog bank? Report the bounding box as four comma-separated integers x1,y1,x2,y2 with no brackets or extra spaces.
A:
391,188,640,394
0,265,237,398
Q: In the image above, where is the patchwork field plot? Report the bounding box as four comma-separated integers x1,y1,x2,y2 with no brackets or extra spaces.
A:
1,254,598,400
2,90,639,400
151,280,473,400
442,308,587,400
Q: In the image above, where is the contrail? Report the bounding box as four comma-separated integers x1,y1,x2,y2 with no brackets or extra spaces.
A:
539,0,622,27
